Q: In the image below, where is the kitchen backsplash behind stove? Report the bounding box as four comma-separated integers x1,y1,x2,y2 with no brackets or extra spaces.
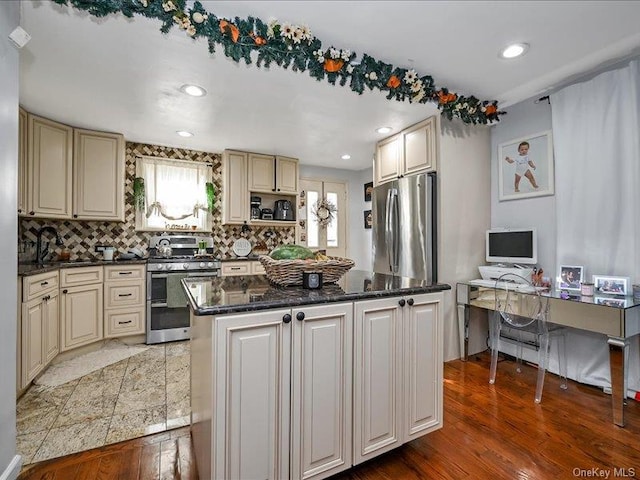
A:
19,142,295,261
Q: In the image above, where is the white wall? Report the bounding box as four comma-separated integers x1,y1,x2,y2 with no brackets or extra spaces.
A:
491,99,556,272
0,2,21,478
299,164,373,270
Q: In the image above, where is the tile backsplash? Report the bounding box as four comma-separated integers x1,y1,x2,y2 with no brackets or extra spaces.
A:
19,142,295,261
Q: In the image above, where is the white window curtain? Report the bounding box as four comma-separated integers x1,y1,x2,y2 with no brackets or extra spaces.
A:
550,58,640,393
136,156,212,231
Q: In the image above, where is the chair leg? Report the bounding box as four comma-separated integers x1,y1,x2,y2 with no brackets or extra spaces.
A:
516,330,523,373
557,332,568,390
489,312,501,385
535,332,550,403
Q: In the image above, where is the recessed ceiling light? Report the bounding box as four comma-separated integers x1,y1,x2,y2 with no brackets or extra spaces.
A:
376,126,392,134
341,154,351,160
180,84,207,97
499,43,529,59
176,130,194,137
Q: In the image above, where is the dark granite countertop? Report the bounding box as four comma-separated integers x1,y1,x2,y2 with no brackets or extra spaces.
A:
18,259,148,277
183,270,451,316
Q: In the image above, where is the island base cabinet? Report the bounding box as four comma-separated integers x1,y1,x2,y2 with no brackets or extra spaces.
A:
291,303,353,480
211,309,291,480
353,293,443,465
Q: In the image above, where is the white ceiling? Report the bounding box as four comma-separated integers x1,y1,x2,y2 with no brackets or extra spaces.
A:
19,1,640,170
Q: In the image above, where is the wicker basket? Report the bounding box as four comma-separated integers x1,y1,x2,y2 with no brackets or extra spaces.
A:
258,255,355,286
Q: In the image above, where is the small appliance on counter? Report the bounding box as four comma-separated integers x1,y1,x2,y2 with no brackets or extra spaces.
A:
250,196,262,220
261,208,274,220
274,199,294,221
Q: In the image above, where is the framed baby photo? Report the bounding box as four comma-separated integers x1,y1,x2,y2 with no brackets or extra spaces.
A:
558,265,583,291
592,275,629,296
364,210,372,229
364,181,373,202
498,130,555,201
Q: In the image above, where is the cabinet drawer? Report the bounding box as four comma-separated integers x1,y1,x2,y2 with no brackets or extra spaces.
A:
61,266,103,287
251,261,266,275
222,262,251,276
105,264,145,281
104,282,144,308
105,306,145,337
23,271,59,302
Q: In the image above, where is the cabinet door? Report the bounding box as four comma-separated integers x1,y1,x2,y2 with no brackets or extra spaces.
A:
375,133,401,186
73,129,125,221
222,150,249,224
248,153,275,193
403,293,443,440
214,309,291,480
60,283,103,352
21,298,44,386
18,108,28,216
353,297,403,465
44,292,59,363
403,117,437,176
275,155,298,194
291,303,352,480
27,114,73,218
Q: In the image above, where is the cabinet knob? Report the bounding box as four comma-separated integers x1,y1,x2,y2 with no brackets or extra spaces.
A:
17,209,22,213
62,289,68,294
29,211,34,215
272,188,276,192
296,312,305,321
282,314,292,323
407,298,414,306
73,214,78,218
398,299,406,307
277,188,281,192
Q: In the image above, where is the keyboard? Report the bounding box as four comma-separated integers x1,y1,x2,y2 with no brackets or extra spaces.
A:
468,279,546,293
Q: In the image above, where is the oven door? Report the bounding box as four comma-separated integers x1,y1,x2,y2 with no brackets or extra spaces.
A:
146,270,218,344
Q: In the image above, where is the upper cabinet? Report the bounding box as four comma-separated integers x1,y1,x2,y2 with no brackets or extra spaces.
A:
27,113,73,219
248,153,299,194
73,128,125,221
222,150,249,225
374,116,439,186
21,110,125,221
18,108,28,216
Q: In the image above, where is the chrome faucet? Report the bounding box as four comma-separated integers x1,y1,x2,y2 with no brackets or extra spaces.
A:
35,226,63,265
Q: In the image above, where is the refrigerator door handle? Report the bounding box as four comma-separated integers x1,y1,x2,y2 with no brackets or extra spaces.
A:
390,188,399,273
385,188,393,271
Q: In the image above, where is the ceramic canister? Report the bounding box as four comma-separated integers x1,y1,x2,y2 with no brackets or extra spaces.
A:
581,282,594,296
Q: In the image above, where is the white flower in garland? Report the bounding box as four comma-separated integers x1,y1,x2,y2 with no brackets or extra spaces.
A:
412,89,426,103
300,25,312,41
410,80,423,93
365,71,378,81
186,24,196,36
404,69,418,84
140,0,148,7
281,22,294,39
340,49,351,61
267,18,277,39
192,12,207,24
346,64,354,74
292,28,304,44
329,48,339,59
162,1,177,12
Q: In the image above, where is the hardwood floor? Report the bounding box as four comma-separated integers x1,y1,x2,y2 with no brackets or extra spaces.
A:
19,352,640,480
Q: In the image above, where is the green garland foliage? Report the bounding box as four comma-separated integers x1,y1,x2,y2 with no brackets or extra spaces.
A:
205,182,215,213
133,177,145,211
51,0,504,124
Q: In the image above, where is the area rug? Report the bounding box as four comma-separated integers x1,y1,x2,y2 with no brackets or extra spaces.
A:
34,340,149,387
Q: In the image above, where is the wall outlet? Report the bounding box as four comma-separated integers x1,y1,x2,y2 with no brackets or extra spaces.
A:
95,245,107,253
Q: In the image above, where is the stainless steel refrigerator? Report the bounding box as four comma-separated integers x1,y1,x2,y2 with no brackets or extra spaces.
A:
372,172,437,282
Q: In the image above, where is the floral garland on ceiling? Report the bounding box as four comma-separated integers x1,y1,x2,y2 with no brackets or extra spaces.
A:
51,0,504,125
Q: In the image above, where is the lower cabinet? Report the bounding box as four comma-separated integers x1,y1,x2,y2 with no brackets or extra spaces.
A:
104,265,146,337
60,267,103,352
21,289,59,387
191,292,443,480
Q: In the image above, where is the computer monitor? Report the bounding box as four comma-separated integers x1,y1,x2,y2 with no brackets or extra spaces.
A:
486,228,537,265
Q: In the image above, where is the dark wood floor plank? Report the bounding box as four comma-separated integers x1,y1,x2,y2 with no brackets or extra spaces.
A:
117,447,142,480
176,435,198,480
159,439,178,480
137,443,160,480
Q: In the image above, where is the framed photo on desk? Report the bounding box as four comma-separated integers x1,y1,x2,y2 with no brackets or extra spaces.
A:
559,265,583,291
593,275,629,296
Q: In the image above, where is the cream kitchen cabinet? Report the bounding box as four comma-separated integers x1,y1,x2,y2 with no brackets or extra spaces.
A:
352,292,443,464
73,128,125,221
248,153,299,195
192,302,353,480
60,266,104,351
20,271,59,389
222,150,249,225
18,108,28,216
27,113,73,218
220,260,265,277
374,116,439,186
104,264,146,337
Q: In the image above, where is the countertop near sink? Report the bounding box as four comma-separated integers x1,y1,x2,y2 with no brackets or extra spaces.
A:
18,259,148,277
183,269,451,316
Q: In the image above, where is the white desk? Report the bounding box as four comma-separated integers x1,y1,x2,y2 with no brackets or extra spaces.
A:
457,281,640,427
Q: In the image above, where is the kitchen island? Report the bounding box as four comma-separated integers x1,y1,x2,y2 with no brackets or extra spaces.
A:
184,271,450,480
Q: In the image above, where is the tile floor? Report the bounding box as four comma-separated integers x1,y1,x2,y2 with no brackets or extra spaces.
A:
16,341,190,465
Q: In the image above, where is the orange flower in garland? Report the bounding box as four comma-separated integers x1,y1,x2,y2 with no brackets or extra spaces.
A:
219,19,239,43
485,104,497,115
249,32,267,46
324,59,344,73
437,90,457,104
386,75,401,89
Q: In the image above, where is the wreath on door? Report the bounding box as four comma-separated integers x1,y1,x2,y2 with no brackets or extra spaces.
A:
311,198,337,227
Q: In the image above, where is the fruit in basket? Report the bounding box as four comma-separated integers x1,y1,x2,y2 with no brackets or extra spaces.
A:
314,252,330,261
269,244,315,260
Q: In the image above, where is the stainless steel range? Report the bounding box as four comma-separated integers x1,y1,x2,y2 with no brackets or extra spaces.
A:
146,235,220,344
